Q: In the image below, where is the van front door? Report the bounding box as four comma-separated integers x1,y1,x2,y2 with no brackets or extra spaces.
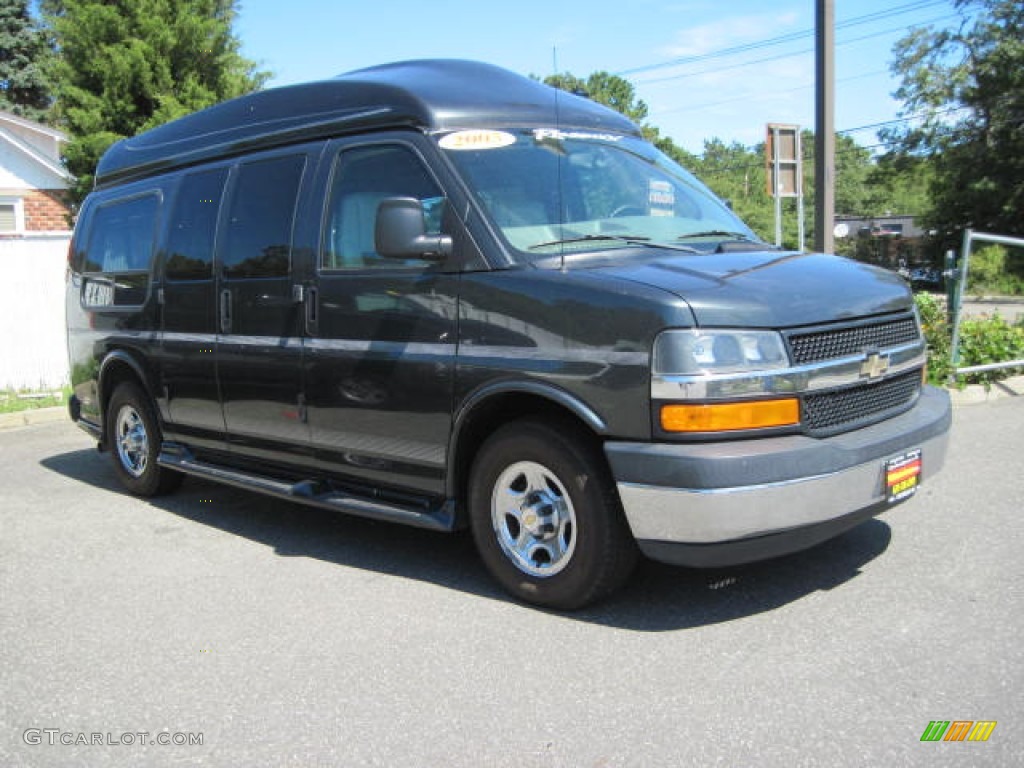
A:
305,142,458,496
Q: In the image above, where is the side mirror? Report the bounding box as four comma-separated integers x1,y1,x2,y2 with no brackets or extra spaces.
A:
375,197,452,261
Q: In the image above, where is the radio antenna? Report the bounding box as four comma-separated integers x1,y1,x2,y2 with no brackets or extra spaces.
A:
552,46,566,271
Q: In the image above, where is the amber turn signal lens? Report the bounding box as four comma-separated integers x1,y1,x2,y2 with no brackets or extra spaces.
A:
661,398,800,433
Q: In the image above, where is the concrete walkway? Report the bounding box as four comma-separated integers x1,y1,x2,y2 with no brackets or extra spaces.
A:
0,405,69,431
947,373,1024,406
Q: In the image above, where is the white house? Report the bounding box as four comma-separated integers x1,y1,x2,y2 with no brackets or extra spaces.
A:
0,111,73,233
0,111,75,390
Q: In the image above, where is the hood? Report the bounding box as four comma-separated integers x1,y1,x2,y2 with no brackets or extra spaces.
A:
591,249,913,328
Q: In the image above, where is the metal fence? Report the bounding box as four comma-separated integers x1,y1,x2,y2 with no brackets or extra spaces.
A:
948,229,1024,377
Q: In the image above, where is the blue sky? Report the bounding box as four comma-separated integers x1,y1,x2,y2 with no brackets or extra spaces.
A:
235,0,960,154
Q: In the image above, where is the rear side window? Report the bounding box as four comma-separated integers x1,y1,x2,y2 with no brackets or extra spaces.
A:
83,195,159,274
222,155,305,279
80,193,159,307
165,168,227,281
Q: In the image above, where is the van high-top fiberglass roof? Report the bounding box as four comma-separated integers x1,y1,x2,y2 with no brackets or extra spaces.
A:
94,59,641,188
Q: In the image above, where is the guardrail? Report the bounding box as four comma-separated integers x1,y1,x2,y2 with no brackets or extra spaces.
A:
948,229,1024,378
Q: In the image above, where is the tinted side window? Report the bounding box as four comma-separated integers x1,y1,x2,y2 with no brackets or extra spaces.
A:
323,145,445,270
222,155,305,279
83,195,159,274
165,168,227,281
80,194,159,307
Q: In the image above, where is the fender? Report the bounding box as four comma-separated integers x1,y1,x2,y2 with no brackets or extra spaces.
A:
446,379,609,498
97,349,158,426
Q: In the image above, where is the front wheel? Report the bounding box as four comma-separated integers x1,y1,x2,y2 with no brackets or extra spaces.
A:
107,381,182,497
469,419,637,610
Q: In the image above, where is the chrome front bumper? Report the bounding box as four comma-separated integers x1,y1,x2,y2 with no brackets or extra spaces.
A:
605,386,952,567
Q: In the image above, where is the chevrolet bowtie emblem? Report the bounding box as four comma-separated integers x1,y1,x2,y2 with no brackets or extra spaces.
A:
860,352,890,380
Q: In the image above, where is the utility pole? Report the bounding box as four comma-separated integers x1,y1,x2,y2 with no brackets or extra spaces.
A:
814,0,835,254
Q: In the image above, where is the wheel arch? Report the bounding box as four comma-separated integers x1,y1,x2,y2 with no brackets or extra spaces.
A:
96,350,158,448
447,381,610,523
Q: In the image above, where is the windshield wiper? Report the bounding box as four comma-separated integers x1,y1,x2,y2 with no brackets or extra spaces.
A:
676,230,777,252
676,230,754,242
529,234,698,253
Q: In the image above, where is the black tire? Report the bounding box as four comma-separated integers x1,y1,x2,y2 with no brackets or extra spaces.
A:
106,381,182,497
468,419,638,610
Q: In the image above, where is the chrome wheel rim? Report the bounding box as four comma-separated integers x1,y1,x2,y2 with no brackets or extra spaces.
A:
490,461,577,578
115,404,149,478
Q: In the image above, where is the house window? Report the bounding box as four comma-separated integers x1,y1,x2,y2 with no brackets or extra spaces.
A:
0,198,25,233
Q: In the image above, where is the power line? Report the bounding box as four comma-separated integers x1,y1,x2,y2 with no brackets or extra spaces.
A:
637,13,957,87
652,69,888,117
618,0,951,77
693,107,974,177
834,106,972,136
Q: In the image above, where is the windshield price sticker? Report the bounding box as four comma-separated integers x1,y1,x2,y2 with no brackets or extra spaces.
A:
885,448,922,503
649,179,675,217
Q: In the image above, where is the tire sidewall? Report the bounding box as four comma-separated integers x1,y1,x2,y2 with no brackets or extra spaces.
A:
469,420,629,609
107,382,166,497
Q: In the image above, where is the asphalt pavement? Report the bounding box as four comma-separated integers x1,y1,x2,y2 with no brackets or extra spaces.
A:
1,400,1021,767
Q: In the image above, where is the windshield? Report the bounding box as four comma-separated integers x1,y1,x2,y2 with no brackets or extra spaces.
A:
439,128,760,262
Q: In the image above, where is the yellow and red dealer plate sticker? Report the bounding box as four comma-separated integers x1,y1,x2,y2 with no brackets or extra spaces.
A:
886,448,922,503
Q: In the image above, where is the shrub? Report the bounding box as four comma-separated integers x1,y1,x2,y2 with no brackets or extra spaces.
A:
914,293,1024,387
915,292,953,385
967,244,1024,297
956,313,1024,387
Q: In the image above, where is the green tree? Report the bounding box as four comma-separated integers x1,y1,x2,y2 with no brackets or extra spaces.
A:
43,0,269,203
864,153,935,218
542,70,698,165
693,138,774,241
544,71,649,124
697,132,882,250
0,0,52,121
885,0,1024,239
831,134,876,216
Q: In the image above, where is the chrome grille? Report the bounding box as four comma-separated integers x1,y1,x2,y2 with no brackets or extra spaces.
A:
803,370,921,435
788,316,919,365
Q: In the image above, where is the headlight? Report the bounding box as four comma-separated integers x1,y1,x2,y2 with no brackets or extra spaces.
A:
653,329,798,433
653,329,789,375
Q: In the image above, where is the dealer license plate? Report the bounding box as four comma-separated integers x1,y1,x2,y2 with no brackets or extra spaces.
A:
886,448,922,503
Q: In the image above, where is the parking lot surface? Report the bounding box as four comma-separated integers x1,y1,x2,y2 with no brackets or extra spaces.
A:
2,399,1021,766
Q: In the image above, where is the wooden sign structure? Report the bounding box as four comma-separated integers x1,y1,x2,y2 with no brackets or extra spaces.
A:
765,124,805,249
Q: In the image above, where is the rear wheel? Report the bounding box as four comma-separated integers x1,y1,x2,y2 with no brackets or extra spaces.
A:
469,419,637,610
107,381,182,497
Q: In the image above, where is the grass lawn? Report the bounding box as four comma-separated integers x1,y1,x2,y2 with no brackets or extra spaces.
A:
0,388,71,415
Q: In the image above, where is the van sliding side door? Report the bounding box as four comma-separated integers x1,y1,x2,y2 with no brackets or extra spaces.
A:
159,167,229,451
214,151,311,465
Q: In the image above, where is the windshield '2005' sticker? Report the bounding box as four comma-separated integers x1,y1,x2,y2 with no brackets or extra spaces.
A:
439,130,517,150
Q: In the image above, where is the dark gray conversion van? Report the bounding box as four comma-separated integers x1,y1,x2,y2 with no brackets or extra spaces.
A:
66,60,951,609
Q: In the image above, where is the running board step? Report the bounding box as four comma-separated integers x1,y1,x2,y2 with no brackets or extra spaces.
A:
157,444,454,531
